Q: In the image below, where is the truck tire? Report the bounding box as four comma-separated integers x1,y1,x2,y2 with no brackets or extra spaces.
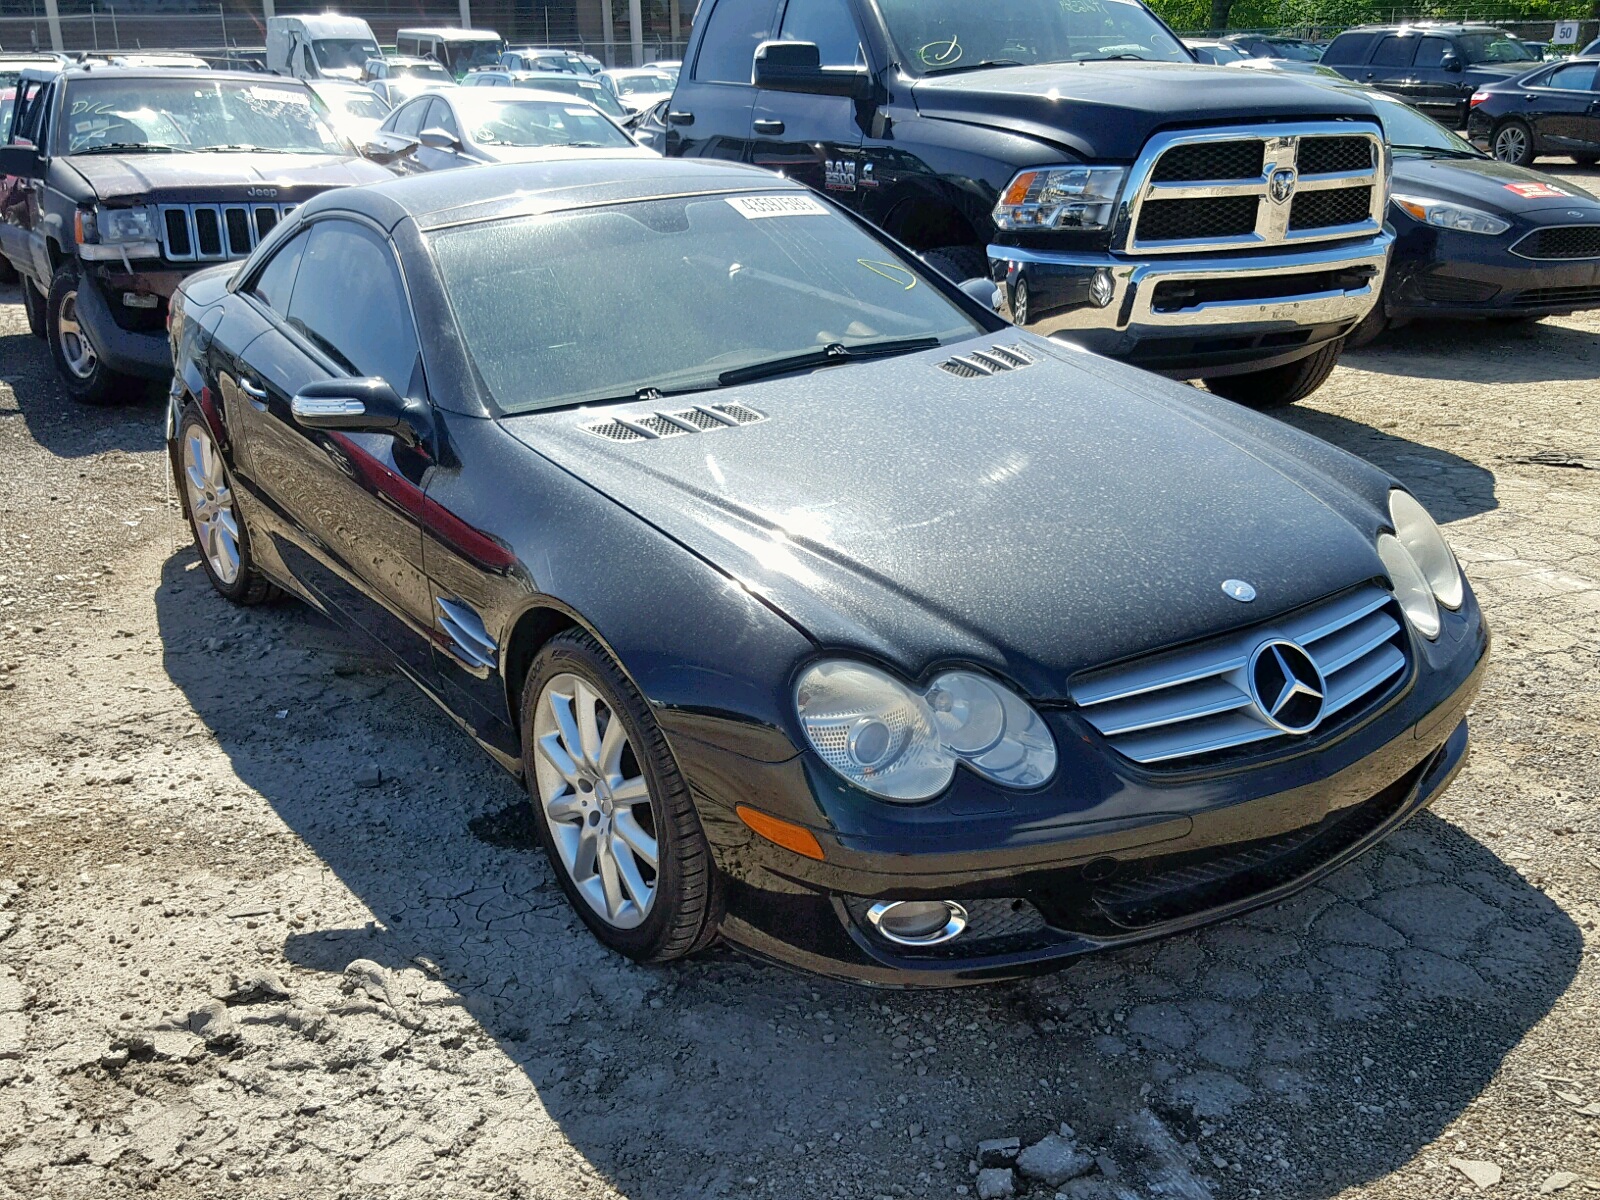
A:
921,245,989,284
1205,339,1344,409
47,265,136,405
21,276,46,339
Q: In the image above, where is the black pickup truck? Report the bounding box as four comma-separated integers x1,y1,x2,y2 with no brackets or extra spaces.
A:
665,0,1395,405
0,66,392,403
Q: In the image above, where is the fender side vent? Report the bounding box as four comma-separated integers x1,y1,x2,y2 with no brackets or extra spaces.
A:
938,343,1036,378
583,403,766,442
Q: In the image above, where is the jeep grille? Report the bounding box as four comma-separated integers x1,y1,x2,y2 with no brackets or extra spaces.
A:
159,203,297,262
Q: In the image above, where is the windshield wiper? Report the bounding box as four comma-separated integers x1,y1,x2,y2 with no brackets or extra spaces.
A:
194,144,315,154
923,58,1025,75
73,142,193,155
1392,144,1481,158
717,337,943,388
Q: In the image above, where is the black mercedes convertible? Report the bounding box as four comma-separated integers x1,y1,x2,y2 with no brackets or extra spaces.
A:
166,159,1487,985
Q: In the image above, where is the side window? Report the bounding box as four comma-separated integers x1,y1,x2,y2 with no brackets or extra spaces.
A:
427,99,460,138
777,0,863,68
1371,37,1417,67
1544,63,1598,91
1413,37,1450,68
396,36,417,57
694,0,776,84
390,98,429,137
1322,33,1372,64
285,221,421,391
9,80,43,145
248,228,308,316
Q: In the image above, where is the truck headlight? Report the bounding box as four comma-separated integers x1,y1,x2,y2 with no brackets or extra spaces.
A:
795,660,1057,802
1392,194,1509,236
76,204,162,259
994,165,1127,232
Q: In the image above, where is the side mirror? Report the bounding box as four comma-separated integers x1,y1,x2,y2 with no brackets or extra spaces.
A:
291,378,432,449
0,144,43,178
753,40,872,99
960,277,1001,311
362,135,419,164
418,127,461,152
1441,53,1463,72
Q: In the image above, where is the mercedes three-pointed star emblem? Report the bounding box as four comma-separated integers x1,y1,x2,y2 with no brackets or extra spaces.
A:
1248,639,1326,734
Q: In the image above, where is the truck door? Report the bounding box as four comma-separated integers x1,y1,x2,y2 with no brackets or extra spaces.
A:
0,78,47,277
750,0,869,200
1363,35,1419,104
1406,36,1464,125
664,0,778,161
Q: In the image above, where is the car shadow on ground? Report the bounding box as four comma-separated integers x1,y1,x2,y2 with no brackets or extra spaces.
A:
0,286,164,459
1272,405,1498,524
154,549,1582,1199
1345,317,1600,384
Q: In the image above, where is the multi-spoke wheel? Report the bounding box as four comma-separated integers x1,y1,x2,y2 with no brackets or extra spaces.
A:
1493,121,1534,167
521,630,721,960
47,264,136,404
174,405,278,604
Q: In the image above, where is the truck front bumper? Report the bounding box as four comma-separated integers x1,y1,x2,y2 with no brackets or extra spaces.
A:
987,233,1393,379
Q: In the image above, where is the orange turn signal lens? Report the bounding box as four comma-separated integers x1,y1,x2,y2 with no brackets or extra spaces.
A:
1395,198,1429,222
1000,171,1038,207
735,805,825,861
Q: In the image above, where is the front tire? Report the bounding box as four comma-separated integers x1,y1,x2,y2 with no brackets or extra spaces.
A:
1204,338,1344,409
521,629,721,962
48,265,137,404
921,244,989,284
1493,120,1535,166
174,404,278,605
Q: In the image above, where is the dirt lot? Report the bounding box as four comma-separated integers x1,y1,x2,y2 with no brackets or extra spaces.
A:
1,166,1598,1200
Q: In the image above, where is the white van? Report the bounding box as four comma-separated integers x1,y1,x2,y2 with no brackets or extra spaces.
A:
267,14,381,82
393,27,505,79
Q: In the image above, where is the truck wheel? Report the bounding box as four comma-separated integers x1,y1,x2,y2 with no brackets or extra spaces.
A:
48,265,135,405
1492,120,1534,166
1205,339,1344,409
21,276,46,339
921,245,989,284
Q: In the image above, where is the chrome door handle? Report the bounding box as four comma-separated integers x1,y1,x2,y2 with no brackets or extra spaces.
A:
753,119,785,135
667,109,694,125
238,378,268,406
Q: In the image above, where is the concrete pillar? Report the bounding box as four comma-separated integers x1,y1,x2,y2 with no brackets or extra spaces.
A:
459,0,472,28
601,0,615,65
628,0,643,66
670,0,680,44
262,0,275,22
43,0,64,53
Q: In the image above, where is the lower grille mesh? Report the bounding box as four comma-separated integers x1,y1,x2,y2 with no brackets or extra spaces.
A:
1289,186,1372,231
1513,225,1600,260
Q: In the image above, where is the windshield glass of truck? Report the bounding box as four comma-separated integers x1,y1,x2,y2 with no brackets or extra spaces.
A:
1456,33,1535,63
314,38,381,72
62,79,345,155
430,194,983,414
878,0,1188,71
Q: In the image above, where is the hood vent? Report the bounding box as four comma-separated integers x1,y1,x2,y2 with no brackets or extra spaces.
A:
937,343,1036,379
583,402,766,442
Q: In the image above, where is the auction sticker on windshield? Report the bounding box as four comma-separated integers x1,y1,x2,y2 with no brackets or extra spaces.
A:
726,194,828,219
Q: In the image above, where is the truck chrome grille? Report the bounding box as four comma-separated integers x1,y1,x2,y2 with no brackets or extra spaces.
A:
1126,123,1386,255
1071,584,1409,765
158,202,296,262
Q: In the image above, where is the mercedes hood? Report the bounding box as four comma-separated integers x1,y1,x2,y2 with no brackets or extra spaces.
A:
499,339,1397,700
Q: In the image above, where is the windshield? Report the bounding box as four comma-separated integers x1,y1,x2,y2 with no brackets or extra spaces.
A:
1370,94,1480,154
1456,32,1535,63
518,75,627,118
325,88,388,120
61,78,344,154
456,96,631,148
397,62,453,81
1262,39,1321,61
430,194,983,413
610,71,674,96
878,0,1189,71
444,39,505,73
313,38,380,72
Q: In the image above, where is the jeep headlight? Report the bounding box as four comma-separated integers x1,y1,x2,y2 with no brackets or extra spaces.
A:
795,660,1057,802
1392,194,1509,236
76,204,162,259
994,165,1127,232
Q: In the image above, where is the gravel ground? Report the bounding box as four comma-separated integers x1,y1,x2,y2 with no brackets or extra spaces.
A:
1,165,1598,1200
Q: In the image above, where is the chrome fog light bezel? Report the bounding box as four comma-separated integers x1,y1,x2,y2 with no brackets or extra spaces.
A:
865,900,969,947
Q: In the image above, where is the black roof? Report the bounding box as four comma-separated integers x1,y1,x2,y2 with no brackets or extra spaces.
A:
301,157,804,231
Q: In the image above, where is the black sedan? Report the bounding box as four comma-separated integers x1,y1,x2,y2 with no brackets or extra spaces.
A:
1345,86,1600,342
1466,57,1600,165
165,159,1487,986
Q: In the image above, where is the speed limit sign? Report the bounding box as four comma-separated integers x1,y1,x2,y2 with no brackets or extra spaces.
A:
1553,19,1579,43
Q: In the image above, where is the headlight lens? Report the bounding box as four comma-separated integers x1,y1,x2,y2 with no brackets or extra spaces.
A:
1389,489,1464,610
795,660,1057,802
81,204,159,244
994,165,1127,232
1378,533,1439,639
1392,194,1509,236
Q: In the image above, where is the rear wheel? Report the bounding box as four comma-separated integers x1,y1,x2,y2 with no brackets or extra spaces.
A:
1492,120,1534,166
1204,339,1344,409
48,265,137,405
521,629,721,962
921,244,989,284
21,275,45,339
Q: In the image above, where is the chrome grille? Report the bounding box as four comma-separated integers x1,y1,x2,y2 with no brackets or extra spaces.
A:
936,343,1035,378
1511,225,1600,261
158,202,295,262
1071,585,1409,765
582,403,765,441
1126,123,1386,255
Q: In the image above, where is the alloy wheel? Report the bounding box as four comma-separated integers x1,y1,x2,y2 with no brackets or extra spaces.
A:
56,290,99,380
1494,125,1528,163
182,422,241,585
532,673,658,929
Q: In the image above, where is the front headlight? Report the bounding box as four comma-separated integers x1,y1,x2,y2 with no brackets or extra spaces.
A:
1377,490,1464,639
795,660,1057,802
1392,194,1510,236
76,204,162,259
994,165,1127,232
